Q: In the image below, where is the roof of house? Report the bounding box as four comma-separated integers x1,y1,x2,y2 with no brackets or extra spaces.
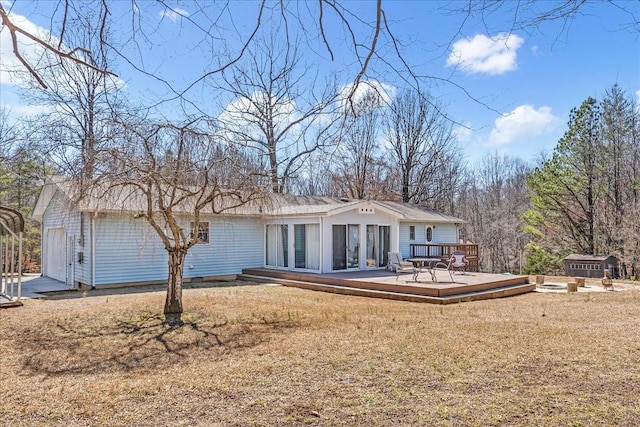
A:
32,176,465,224
564,254,614,261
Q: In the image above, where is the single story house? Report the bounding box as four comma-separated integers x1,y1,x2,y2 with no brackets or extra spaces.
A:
32,177,467,288
564,254,619,279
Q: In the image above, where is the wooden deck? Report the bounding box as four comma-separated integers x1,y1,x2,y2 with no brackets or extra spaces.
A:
240,268,534,304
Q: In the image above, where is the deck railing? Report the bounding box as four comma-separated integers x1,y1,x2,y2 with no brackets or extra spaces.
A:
409,243,479,272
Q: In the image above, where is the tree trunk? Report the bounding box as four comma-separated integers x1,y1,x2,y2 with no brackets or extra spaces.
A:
164,248,186,325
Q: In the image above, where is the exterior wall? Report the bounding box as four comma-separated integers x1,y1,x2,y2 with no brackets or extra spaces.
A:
92,214,264,286
399,222,458,259
187,215,264,277
565,256,618,278
41,190,84,286
39,191,466,284
264,216,322,272
320,208,399,273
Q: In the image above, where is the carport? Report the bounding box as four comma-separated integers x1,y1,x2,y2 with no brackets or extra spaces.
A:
0,205,24,307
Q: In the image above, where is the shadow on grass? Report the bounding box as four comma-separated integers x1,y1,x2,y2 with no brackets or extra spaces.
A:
17,310,299,377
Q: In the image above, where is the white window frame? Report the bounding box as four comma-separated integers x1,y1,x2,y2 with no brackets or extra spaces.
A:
190,221,210,244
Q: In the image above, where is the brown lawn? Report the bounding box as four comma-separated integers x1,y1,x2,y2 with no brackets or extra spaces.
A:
1,282,639,426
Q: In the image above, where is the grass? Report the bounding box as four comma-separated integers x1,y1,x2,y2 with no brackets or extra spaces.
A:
1,282,639,426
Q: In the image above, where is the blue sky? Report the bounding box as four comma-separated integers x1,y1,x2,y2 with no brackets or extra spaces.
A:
1,0,638,164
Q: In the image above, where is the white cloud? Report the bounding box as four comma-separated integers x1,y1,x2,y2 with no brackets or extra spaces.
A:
160,7,189,22
454,125,473,143
489,105,558,146
1,102,51,117
0,10,51,86
447,33,524,75
0,9,126,93
339,80,396,115
218,91,301,145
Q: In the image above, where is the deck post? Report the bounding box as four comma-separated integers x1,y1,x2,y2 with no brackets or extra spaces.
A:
17,231,22,301
10,236,15,299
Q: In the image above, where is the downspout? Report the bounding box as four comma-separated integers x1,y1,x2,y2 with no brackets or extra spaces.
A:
91,212,96,289
0,233,4,295
40,221,44,277
319,216,324,273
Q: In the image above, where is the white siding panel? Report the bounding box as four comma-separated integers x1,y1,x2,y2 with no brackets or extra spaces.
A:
41,190,82,285
321,209,398,272
399,222,459,258
94,214,167,285
92,214,264,285
434,224,458,243
398,223,414,259
185,216,264,277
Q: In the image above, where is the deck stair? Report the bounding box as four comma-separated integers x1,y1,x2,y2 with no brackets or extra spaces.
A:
239,268,534,304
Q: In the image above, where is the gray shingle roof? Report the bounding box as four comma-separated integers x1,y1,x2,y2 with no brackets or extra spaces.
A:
34,177,465,223
564,254,613,261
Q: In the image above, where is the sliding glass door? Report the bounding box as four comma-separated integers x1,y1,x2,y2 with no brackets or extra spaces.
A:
366,224,390,268
265,224,288,268
378,225,390,267
332,224,359,270
294,224,320,271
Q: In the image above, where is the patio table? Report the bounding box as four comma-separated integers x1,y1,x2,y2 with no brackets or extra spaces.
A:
407,258,442,282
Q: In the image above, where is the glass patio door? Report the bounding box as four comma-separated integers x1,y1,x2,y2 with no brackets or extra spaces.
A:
366,225,390,268
378,226,390,268
294,224,320,271
332,224,359,270
266,224,288,268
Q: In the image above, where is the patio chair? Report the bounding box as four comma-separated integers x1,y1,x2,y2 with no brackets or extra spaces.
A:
387,252,416,281
435,250,469,282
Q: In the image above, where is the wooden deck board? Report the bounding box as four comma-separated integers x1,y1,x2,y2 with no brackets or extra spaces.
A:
241,268,533,303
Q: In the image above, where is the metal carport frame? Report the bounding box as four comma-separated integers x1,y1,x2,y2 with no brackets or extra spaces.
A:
0,206,24,307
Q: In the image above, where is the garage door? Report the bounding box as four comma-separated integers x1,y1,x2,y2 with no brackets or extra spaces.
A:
45,227,66,282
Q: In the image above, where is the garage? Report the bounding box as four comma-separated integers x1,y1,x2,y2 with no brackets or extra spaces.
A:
45,227,66,282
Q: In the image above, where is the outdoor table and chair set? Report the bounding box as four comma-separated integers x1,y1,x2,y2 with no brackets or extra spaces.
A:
387,251,469,283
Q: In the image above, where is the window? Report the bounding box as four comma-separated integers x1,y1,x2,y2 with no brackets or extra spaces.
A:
409,225,415,241
190,221,209,244
425,226,433,243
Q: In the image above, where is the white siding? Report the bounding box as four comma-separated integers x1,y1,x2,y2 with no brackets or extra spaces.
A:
185,216,264,277
92,214,264,286
321,208,399,272
399,222,459,258
41,190,83,285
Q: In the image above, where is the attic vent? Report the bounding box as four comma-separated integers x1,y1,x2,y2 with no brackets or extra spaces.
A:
358,207,375,215
340,198,350,202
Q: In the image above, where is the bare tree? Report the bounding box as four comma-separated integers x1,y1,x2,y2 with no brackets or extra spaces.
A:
450,1,639,40
385,90,462,208
0,1,399,106
458,153,531,273
0,108,18,161
2,1,411,326
92,117,265,324
11,8,123,182
599,85,640,278
330,86,386,200
216,34,339,193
